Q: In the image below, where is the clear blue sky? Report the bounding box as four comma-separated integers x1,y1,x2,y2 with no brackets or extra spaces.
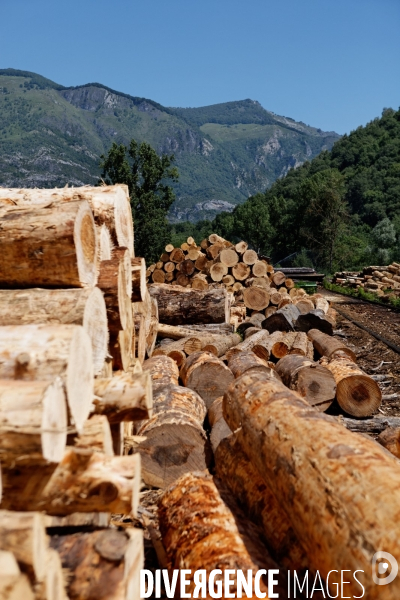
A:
1,0,399,134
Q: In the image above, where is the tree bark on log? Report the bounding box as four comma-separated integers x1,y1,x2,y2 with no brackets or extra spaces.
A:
376,427,400,459
275,355,336,411
180,351,234,408
202,333,241,357
0,287,108,375
0,184,134,257
50,528,143,600
158,472,269,598
244,326,262,339
157,322,233,340
142,356,179,390
223,372,400,599
225,330,270,361
93,372,153,422
0,200,98,288
262,303,300,333
135,384,208,488
307,328,357,362
148,284,230,325
324,357,382,417
227,351,278,380
296,309,334,335
0,325,93,432
0,379,67,467
0,510,48,583
342,415,400,434
1,449,141,516
215,432,307,571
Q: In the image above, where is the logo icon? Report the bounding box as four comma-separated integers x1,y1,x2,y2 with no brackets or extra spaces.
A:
372,551,398,585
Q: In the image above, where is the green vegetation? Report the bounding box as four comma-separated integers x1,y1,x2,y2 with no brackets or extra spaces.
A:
207,108,400,272
323,280,400,309
100,139,178,263
0,70,339,220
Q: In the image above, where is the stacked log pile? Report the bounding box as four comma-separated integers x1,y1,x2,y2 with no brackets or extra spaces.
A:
333,262,400,301
0,185,152,599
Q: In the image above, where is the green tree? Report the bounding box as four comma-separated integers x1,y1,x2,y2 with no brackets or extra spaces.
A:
100,139,179,263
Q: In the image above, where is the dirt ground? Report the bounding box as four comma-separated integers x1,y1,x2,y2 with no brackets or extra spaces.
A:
320,287,400,417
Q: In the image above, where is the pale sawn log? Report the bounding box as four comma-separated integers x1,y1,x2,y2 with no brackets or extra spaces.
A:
0,379,67,467
131,257,146,303
0,200,98,288
0,287,108,375
68,415,114,457
0,551,34,600
97,254,132,333
0,324,93,432
93,371,153,422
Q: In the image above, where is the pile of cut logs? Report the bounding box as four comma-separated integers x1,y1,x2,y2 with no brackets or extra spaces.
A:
333,262,400,301
0,185,154,600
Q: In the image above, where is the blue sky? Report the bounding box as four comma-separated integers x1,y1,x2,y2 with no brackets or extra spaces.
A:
1,0,399,134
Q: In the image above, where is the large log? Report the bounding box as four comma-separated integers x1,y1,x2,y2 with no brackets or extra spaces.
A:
135,384,208,488
93,372,153,422
97,254,132,334
153,337,201,366
158,472,269,598
262,303,300,333
142,355,179,390
50,528,143,600
223,372,400,599
0,287,108,375
225,329,270,360
0,379,67,467
215,432,307,571
1,449,141,516
0,325,93,432
324,357,382,416
275,354,336,411
0,551,34,600
243,286,270,311
228,351,278,380
180,351,234,408
296,308,334,335
149,283,230,325
0,184,134,257
307,328,357,362
0,200,98,288
0,510,48,583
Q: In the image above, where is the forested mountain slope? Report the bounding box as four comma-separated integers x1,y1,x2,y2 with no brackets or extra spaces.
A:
0,69,338,221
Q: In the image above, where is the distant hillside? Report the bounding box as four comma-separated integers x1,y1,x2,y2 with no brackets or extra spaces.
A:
0,69,339,221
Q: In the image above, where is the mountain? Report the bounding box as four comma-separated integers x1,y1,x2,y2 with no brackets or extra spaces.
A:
0,69,340,221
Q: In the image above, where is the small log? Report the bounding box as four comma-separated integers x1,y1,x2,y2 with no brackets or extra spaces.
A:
228,351,277,379
264,306,277,318
275,355,336,411
97,254,132,333
270,291,282,305
244,326,261,339
307,328,356,361
0,287,108,375
262,303,300,333
0,510,48,583
289,332,309,356
209,233,225,244
93,372,153,422
50,528,143,600
142,355,179,390
207,242,224,259
222,372,400,598
209,262,228,281
215,432,307,570
231,262,251,281
70,415,113,456
208,397,231,453
180,351,234,408
169,248,185,263
180,259,195,276
0,551,34,600
153,337,193,366
165,243,174,252
222,274,235,286
45,512,110,529
252,261,267,277
296,308,334,335
0,325,93,432
149,284,230,325
135,385,208,488
202,333,241,357
235,240,248,254
158,472,268,597
376,427,400,459
242,249,258,265
294,297,315,314
225,330,271,361
272,271,286,286
219,248,239,267
285,278,295,289
315,296,329,313
0,379,67,467
325,357,382,417
243,287,270,311
1,449,141,516
152,268,165,283
342,416,400,434
0,200,98,288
